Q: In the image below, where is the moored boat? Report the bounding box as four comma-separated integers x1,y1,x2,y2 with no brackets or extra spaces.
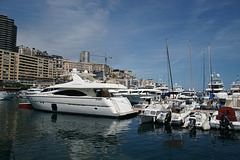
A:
133,96,153,109
156,99,196,125
0,90,17,100
27,69,138,118
183,111,211,130
210,106,240,130
139,101,168,123
230,75,240,95
205,73,225,94
115,88,161,104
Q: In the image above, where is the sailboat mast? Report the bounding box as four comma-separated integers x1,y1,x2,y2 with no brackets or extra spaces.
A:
208,44,213,100
166,46,170,90
203,49,206,93
208,44,212,87
189,40,194,91
166,39,173,92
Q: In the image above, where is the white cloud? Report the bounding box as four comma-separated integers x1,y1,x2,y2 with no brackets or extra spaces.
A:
17,0,111,59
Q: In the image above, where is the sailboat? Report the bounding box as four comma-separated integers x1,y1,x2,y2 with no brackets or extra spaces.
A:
201,44,221,109
156,40,193,125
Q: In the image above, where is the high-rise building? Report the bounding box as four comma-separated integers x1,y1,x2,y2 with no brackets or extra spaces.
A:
80,51,90,63
0,15,17,52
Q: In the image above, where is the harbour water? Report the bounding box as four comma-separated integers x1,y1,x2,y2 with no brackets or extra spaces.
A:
1,99,240,160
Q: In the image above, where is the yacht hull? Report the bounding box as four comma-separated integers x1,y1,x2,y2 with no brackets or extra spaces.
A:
27,95,137,118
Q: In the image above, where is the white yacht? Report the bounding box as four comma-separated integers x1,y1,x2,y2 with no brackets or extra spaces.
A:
205,73,227,105
205,73,224,94
114,88,161,104
177,90,198,103
155,81,169,97
27,69,138,118
18,87,44,98
225,76,240,108
230,76,240,95
26,87,44,95
173,83,184,93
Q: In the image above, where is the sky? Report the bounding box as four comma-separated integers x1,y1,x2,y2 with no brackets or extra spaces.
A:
1,0,240,91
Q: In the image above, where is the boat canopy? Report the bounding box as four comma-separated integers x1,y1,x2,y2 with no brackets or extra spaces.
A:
216,107,237,122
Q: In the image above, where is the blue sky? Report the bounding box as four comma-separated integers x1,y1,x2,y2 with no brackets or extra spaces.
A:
1,0,240,91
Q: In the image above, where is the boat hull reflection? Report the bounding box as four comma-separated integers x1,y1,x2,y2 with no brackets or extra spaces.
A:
31,110,132,159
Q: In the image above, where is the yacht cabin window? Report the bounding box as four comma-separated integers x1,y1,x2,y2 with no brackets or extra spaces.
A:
131,91,138,94
42,88,59,92
53,90,87,96
94,89,110,97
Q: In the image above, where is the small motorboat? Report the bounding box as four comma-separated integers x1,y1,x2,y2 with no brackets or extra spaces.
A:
210,106,240,130
156,99,194,125
139,101,168,123
156,110,172,124
183,111,211,130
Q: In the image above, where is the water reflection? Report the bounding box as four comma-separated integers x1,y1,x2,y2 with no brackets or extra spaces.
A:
210,129,240,141
0,99,133,160
138,122,240,148
1,99,240,159
0,100,33,159
31,111,132,159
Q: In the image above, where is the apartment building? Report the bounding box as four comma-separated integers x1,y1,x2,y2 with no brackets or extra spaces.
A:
0,49,57,84
112,69,132,79
0,49,18,81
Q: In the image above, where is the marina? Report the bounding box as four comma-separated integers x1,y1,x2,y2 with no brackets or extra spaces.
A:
1,1,240,159
1,99,240,160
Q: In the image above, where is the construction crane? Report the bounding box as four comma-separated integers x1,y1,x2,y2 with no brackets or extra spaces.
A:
91,54,112,65
91,54,112,80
